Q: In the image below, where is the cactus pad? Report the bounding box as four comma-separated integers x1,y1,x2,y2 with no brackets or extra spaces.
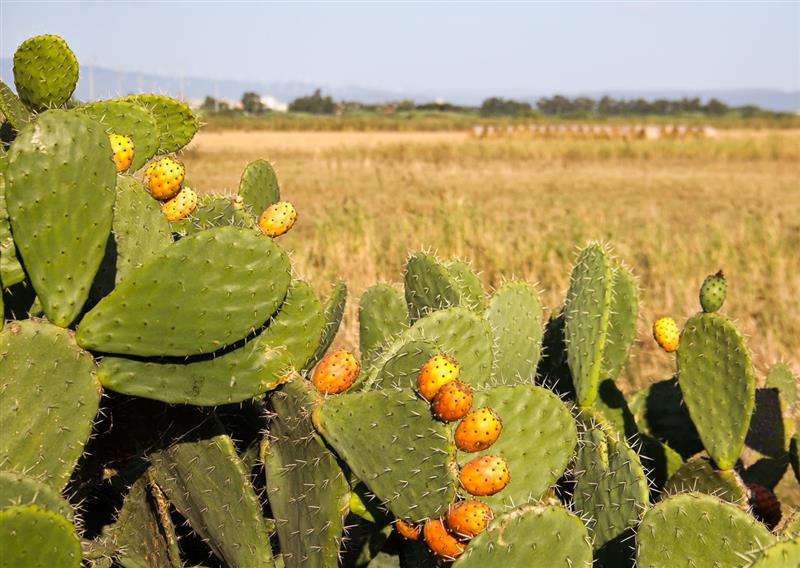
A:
0,504,81,568
677,312,756,469
0,472,73,520
13,34,78,110
453,504,592,567
0,80,32,130
121,94,198,153
458,384,577,509
306,280,347,371
265,380,350,568
77,226,291,356
98,279,322,405
0,320,100,490
359,283,408,367
443,259,486,313
6,110,116,326
766,362,797,411
239,159,280,215
404,252,462,321
486,281,543,385
564,243,614,406
601,262,638,380
313,388,456,521
368,339,438,391
663,456,747,504
636,493,775,568
81,100,160,172
0,163,25,289
179,194,256,233
747,540,800,568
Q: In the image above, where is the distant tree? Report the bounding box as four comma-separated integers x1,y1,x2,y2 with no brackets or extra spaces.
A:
288,89,336,114
703,98,729,116
200,96,218,112
480,97,533,117
241,91,265,114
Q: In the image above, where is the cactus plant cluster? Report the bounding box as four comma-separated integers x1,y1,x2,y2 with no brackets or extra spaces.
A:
1,34,798,567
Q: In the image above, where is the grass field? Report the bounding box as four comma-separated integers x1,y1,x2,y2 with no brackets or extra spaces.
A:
182,129,799,394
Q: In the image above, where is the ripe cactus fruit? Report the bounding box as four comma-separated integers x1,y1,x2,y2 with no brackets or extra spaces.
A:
162,186,198,222
423,518,465,559
653,316,679,352
312,350,360,394
395,519,422,541
416,354,460,401
258,200,297,237
109,133,134,172
700,270,727,313
454,407,503,452
748,484,781,530
144,157,184,200
431,380,473,422
459,455,510,496
445,500,494,539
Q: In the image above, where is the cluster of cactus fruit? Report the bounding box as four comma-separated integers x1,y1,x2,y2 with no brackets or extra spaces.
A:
0,34,798,568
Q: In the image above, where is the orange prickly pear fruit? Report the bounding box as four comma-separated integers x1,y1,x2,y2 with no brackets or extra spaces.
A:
258,201,297,237
394,519,421,541
423,518,465,559
109,133,134,172
431,380,473,422
162,186,198,222
312,350,360,395
459,455,510,496
445,500,494,539
653,317,680,353
454,407,503,452
416,354,459,401
144,157,185,200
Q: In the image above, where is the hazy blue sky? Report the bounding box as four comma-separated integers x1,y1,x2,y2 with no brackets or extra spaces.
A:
1,1,798,94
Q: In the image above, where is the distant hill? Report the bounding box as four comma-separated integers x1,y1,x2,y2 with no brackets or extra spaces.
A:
1,59,798,112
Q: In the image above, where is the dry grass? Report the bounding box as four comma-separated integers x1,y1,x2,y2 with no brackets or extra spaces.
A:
182,130,800,393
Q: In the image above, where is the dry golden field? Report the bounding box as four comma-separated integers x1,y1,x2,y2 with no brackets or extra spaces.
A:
182,129,800,394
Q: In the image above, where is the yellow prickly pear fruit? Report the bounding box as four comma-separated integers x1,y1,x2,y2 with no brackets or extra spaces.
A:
416,354,459,401
162,187,198,222
109,133,134,172
258,201,297,237
312,350,360,395
653,317,680,353
144,157,185,200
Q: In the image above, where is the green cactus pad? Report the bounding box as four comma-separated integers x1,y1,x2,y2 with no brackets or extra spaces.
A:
113,474,181,568
149,413,275,567
746,388,792,458
458,384,577,509
362,307,494,390
766,362,797,411
80,100,160,172
313,388,456,521
6,110,116,326
77,226,291,356
0,80,32,130
637,434,684,493
453,504,592,568
601,262,638,381
359,283,408,367
98,279,323,405
110,175,173,285
564,243,614,406
238,159,280,215
485,281,543,385
677,312,756,470
0,504,81,568
178,194,256,234
121,94,198,153
0,162,25,289
591,378,639,439
779,509,800,540
0,320,100,490
306,279,347,371
636,493,776,568
443,259,486,313
265,380,350,568
573,410,649,561
404,252,463,321
747,540,800,568
13,34,78,111
663,456,747,504
367,339,438,390
0,472,73,520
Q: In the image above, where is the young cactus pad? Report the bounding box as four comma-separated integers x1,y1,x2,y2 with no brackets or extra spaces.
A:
358,283,408,367
677,312,756,470
238,158,281,215
80,100,160,172
12,34,78,110
0,504,81,568
6,110,116,327
120,94,198,153
77,226,291,357
0,472,74,521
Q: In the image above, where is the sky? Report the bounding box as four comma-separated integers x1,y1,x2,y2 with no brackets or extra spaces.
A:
1,1,798,96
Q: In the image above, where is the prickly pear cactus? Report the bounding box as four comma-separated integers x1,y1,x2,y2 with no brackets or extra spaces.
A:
0,504,81,568
359,283,408,366
12,34,78,110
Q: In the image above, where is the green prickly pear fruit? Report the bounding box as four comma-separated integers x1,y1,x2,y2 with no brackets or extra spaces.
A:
459,455,510,496
700,270,727,313
431,379,473,422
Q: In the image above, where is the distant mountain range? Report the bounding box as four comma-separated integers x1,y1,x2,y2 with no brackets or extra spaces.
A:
2,59,798,112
